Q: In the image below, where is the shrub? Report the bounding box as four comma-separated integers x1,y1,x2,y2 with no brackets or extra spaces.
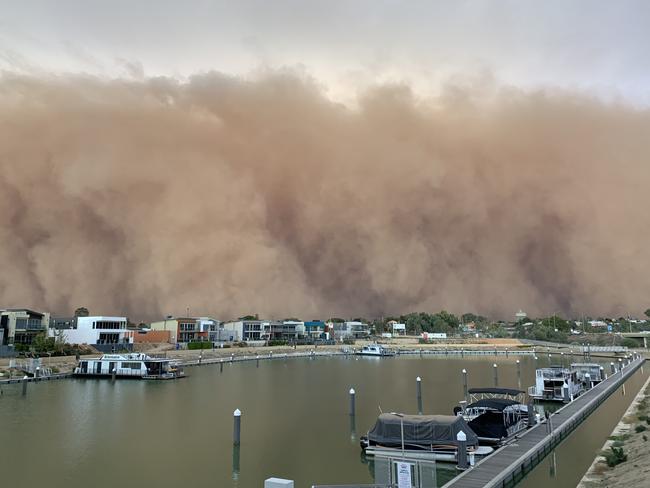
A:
643,434,648,442
342,337,356,345
638,414,648,421
267,340,288,347
605,446,627,467
187,341,212,350
611,440,625,448
635,424,647,433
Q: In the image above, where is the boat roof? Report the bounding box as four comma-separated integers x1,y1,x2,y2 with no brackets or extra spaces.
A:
468,388,524,396
467,398,520,411
368,413,479,446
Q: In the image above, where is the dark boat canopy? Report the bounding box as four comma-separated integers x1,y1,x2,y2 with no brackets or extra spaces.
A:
467,388,524,396
368,414,478,447
467,398,520,411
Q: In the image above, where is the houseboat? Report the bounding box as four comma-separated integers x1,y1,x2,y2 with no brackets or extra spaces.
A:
356,344,395,357
74,353,184,380
571,363,605,389
360,413,493,462
528,367,583,402
454,388,529,445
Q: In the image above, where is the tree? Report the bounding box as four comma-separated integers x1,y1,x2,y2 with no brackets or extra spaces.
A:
329,317,345,323
74,307,89,317
541,315,570,332
239,315,258,320
645,309,650,319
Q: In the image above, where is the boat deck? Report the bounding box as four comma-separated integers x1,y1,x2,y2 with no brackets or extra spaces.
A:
443,357,645,488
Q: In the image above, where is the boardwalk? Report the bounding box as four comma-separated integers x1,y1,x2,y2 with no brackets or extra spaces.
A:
443,357,645,488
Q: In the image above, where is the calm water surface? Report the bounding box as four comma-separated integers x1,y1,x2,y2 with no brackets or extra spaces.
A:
0,354,645,488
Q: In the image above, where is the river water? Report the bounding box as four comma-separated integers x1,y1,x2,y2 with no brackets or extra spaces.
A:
0,354,645,488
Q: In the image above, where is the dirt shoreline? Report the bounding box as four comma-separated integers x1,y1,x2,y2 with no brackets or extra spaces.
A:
577,366,650,488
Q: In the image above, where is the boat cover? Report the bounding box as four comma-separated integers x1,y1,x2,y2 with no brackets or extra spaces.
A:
467,398,519,411
468,412,509,440
367,414,478,447
467,388,523,396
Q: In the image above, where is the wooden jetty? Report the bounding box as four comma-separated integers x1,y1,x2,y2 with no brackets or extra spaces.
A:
443,357,645,488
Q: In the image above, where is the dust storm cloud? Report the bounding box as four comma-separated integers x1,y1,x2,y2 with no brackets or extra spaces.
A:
0,72,648,320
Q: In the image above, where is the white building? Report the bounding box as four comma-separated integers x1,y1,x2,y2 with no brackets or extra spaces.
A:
50,316,133,346
329,321,370,340
391,323,407,336
515,310,527,322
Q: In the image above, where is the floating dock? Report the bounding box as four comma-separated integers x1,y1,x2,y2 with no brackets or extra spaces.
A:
443,357,645,488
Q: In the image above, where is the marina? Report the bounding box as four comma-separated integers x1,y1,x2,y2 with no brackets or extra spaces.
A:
1,351,647,488
443,356,645,488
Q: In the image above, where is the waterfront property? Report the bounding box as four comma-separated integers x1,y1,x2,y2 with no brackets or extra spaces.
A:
329,320,370,340
0,309,50,345
220,319,300,342
49,316,133,348
149,316,222,344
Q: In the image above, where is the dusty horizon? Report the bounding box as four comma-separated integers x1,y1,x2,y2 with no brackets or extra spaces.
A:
1,71,649,321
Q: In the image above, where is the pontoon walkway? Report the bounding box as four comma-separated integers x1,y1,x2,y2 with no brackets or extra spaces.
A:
443,356,645,488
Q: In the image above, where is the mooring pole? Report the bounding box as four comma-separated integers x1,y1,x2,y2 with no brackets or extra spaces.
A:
111,368,116,383
220,361,224,373
611,362,616,375
22,376,28,396
349,388,356,417
457,431,468,470
233,409,241,446
462,369,468,403
416,377,423,415
516,360,521,387
493,363,498,387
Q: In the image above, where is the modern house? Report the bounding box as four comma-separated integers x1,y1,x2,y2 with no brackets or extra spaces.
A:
149,316,222,344
221,320,299,343
304,320,328,339
329,321,370,340
0,309,51,345
49,316,133,347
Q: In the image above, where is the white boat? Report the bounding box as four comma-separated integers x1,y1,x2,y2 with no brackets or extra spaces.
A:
356,344,394,357
528,367,583,402
74,353,185,380
454,388,529,445
571,363,605,389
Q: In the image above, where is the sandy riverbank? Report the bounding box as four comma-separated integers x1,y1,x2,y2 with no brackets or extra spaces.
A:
577,370,650,488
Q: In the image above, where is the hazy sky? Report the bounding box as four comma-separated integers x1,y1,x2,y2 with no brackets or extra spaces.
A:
1,0,649,103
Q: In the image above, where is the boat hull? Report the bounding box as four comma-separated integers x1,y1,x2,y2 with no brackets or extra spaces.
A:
363,445,493,463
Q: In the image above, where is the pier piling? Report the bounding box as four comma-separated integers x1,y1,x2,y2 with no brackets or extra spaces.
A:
416,377,423,414
233,408,242,445
516,360,521,387
256,355,260,368
493,363,498,387
462,369,468,403
111,368,116,383
457,431,468,470
349,388,356,417
22,376,27,396
220,361,224,373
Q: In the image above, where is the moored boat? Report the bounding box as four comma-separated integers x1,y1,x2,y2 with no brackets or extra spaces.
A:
356,344,394,357
360,413,493,462
74,353,185,380
528,367,583,402
454,388,529,445
571,363,605,389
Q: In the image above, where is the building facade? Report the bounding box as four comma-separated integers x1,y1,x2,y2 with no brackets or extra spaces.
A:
149,317,221,344
49,316,132,346
0,309,51,345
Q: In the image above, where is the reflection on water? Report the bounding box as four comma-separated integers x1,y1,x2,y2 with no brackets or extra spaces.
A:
0,354,645,488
